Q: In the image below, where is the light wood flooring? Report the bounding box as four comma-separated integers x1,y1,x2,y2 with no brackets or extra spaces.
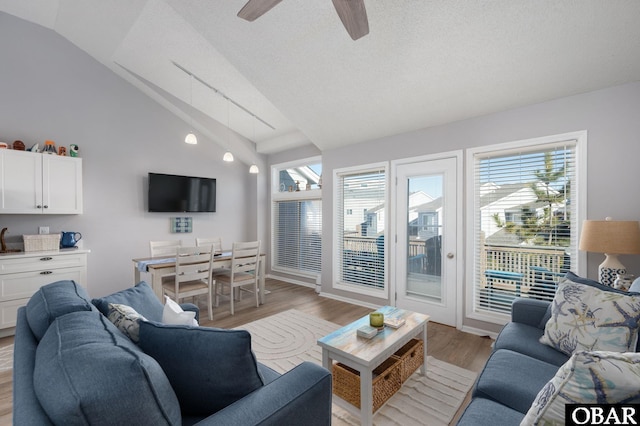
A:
0,278,493,425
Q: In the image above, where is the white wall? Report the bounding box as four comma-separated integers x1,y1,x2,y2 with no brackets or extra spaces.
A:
320,81,640,333
0,13,258,297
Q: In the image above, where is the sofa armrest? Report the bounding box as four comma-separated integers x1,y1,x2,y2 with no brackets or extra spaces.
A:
179,303,199,322
13,307,54,426
194,362,332,426
511,298,550,328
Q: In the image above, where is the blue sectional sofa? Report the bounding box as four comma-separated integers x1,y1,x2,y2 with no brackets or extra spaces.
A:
457,274,640,425
13,280,332,425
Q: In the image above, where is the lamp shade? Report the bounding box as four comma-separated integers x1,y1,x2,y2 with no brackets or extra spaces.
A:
184,132,198,145
579,220,640,254
249,164,259,174
223,151,234,162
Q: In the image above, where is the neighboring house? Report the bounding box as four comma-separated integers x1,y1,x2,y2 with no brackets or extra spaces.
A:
409,197,443,240
353,191,433,237
279,166,320,192
479,182,563,242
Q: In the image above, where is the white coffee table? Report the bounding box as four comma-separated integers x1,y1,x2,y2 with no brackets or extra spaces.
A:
317,306,429,426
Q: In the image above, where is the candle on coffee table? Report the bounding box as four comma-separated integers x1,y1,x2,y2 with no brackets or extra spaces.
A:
369,312,384,328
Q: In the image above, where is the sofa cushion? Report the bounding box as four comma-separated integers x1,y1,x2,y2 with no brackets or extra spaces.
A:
138,320,264,416
107,303,147,343
540,278,640,355
521,351,640,425
33,310,181,426
457,397,525,426
26,280,95,341
92,281,164,322
494,322,569,367
473,349,559,414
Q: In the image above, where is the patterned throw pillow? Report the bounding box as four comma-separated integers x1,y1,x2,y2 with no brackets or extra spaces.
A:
540,278,640,355
521,351,640,425
107,303,147,343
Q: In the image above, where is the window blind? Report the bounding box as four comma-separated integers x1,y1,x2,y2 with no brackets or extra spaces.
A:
272,199,322,275
336,167,386,289
471,141,578,316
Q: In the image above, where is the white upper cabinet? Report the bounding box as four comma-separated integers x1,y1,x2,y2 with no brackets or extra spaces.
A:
0,149,83,214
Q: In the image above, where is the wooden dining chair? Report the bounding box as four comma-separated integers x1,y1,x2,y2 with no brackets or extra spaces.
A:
149,240,183,257
162,246,214,321
149,240,183,286
214,240,260,315
195,237,223,255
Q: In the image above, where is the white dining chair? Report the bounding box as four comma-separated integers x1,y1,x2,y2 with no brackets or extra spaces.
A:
162,246,214,321
195,237,223,255
214,240,260,315
149,240,183,257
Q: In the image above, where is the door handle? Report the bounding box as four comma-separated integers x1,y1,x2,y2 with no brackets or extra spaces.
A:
447,253,454,259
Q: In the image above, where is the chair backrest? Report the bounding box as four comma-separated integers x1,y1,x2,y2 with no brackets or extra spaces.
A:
175,246,214,285
196,237,223,254
150,240,182,257
230,241,260,274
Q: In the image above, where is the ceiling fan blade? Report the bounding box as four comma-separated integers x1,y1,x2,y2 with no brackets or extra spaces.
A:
331,0,369,40
237,0,283,22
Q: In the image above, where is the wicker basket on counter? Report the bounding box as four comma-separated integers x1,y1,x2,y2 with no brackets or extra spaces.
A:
23,234,60,252
332,356,401,413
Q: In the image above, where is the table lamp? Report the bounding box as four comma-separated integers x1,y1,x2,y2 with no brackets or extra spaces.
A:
578,218,640,286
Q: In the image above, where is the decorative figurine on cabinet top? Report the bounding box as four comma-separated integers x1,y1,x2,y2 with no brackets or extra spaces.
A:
70,144,79,157
13,140,25,150
58,146,67,156
43,140,57,154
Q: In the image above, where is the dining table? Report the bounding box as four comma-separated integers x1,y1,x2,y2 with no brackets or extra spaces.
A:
132,251,267,304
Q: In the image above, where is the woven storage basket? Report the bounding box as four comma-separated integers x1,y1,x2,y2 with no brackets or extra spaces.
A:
393,338,424,383
23,234,60,252
332,356,401,412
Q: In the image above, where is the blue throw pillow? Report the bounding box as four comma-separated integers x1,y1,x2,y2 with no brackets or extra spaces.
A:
26,280,95,341
92,281,164,322
138,321,264,416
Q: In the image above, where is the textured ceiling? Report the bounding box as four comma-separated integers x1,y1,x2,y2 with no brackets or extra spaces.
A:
1,0,640,157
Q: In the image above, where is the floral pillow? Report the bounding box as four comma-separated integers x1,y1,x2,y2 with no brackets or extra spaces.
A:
107,303,147,343
540,278,640,355
521,351,640,425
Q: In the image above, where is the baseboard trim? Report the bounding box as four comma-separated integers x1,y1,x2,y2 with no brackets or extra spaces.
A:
317,291,380,310
460,325,498,340
266,274,315,288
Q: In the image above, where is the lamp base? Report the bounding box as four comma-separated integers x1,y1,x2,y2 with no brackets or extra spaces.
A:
599,253,626,286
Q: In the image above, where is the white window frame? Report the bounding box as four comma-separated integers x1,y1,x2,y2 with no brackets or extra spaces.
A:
271,156,322,279
465,131,587,325
333,162,389,298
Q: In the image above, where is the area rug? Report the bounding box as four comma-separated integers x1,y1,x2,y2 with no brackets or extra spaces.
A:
0,344,13,372
235,309,477,426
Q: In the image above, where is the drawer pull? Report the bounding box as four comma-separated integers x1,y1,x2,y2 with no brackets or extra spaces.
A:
40,271,53,275
40,257,53,261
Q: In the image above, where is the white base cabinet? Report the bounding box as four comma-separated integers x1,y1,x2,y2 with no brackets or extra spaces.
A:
0,249,89,334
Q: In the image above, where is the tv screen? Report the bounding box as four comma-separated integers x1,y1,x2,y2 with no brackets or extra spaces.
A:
148,172,216,212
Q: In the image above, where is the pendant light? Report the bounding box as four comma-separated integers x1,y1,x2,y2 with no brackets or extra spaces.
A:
185,74,197,144
249,164,259,174
222,98,234,161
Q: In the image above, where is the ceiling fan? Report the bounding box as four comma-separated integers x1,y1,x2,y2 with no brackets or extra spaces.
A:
237,0,369,40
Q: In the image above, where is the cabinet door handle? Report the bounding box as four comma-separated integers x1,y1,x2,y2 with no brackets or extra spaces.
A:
40,271,53,275
36,205,42,209
40,257,53,261
43,205,49,209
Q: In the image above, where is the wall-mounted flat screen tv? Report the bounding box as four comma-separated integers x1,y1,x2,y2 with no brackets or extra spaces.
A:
148,172,216,212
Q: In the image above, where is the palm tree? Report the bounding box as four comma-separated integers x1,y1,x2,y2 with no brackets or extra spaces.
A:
530,152,567,245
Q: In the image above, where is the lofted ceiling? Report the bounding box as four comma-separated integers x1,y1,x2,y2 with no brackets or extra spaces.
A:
1,0,640,157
